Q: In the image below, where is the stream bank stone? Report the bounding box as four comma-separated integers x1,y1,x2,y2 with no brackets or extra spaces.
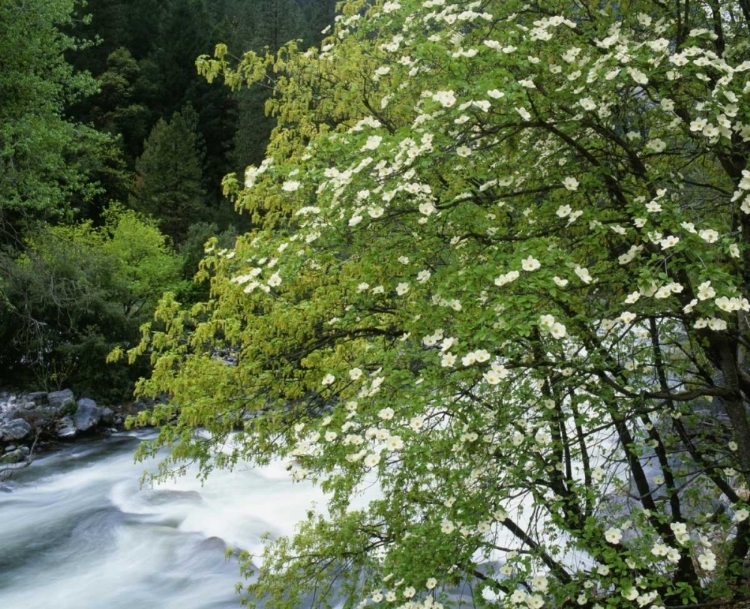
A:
0,419,31,442
48,389,75,411
73,399,101,432
26,392,48,406
101,407,115,425
2,388,146,453
0,448,26,464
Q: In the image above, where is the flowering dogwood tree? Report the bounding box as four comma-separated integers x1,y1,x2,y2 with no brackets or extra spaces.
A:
123,0,750,607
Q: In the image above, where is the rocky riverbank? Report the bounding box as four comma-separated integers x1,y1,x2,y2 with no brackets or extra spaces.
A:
0,389,151,470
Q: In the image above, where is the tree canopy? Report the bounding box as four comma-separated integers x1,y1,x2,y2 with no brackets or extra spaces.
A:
126,1,750,608
0,0,112,238
1,206,183,397
0,0,337,398
131,104,210,243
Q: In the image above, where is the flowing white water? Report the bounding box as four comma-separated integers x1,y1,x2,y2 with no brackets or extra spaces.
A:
0,426,657,609
0,432,325,609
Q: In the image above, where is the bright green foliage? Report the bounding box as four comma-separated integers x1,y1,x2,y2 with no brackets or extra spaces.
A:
100,204,186,316
0,0,111,232
0,207,183,399
130,1,750,608
131,105,210,243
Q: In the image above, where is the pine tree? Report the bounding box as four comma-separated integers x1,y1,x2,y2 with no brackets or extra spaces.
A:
224,0,315,172
69,0,129,75
295,0,336,48
131,104,208,243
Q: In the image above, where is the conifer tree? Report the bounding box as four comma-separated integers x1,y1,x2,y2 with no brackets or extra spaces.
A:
131,104,208,243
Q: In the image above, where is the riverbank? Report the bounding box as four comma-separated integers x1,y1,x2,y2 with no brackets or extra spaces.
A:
0,389,156,473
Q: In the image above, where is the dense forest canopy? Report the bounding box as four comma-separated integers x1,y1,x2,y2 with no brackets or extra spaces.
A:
0,0,335,398
121,0,750,608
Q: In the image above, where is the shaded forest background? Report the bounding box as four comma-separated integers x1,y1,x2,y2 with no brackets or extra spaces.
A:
0,0,336,401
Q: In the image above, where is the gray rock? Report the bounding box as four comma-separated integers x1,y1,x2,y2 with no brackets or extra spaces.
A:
57,416,77,439
26,392,48,406
0,448,26,465
133,400,151,412
0,406,18,423
100,407,115,425
48,389,75,411
0,418,32,442
146,490,203,506
74,398,101,432
4,444,16,452
199,536,227,553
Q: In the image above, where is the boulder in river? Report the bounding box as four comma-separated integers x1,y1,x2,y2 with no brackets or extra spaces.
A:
198,536,227,554
0,419,32,442
73,399,102,432
145,489,203,506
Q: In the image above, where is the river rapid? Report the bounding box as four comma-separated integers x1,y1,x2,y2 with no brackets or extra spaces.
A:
0,432,325,609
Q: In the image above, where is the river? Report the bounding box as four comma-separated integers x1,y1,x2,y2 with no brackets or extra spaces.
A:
0,431,325,609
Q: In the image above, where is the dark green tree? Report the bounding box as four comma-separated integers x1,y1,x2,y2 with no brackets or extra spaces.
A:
229,87,275,172
68,0,129,75
150,0,212,113
223,0,320,172
124,0,165,60
85,47,152,165
183,15,241,202
295,0,335,48
254,0,307,51
131,105,209,243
